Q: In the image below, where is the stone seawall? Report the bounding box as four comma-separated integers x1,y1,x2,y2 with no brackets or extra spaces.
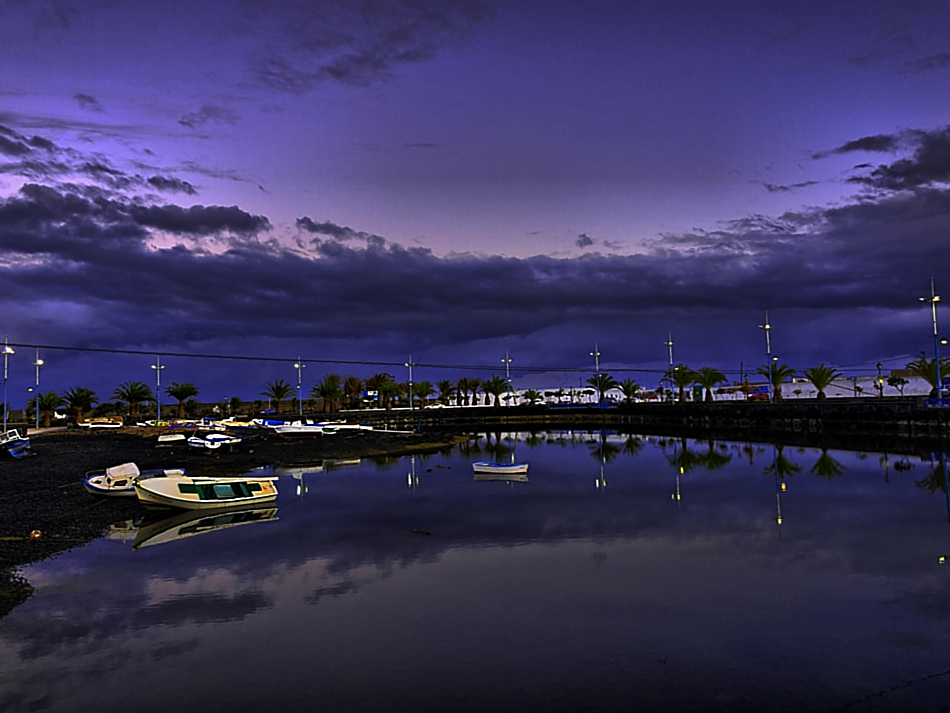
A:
345,399,950,453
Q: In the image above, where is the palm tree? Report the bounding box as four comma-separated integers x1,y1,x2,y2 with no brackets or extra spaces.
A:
165,382,199,418
61,387,99,423
907,356,950,397
618,379,641,403
756,363,797,401
311,374,343,413
482,375,509,407
454,377,470,406
365,373,395,409
468,378,484,406
801,364,841,400
522,388,543,405
665,364,696,403
343,375,363,409
436,379,455,406
693,367,727,402
28,391,63,427
378,378,403,410
413,380,436,408
262,379,294,414
587,373,618,403
112,381,153,419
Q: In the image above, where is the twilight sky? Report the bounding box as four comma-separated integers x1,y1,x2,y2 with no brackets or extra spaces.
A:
2,0,950,401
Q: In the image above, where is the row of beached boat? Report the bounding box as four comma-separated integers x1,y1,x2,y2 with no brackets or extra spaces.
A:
83,462,278,510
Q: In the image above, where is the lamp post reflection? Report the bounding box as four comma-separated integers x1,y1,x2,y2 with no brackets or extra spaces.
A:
407,455,419,489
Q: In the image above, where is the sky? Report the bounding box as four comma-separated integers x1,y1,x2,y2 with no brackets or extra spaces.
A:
2,0,950,403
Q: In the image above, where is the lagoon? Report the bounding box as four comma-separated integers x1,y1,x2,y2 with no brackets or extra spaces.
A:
1,431,949,712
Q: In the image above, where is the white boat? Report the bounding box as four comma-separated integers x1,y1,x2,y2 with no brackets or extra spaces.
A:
134,471,279,510
1,429,30,458
274,420,326,437
83,462,189,497
77,417,123,429
132,505,279,549
472,462,529,476
187,432,243,449
157,433,187,444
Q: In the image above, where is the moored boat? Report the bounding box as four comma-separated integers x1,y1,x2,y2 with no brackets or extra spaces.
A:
77,417,124,429
134,471,279,510
1,429,31,458
274,420,326,437
83,462,189,497
187,432,242,449
472,462,529,476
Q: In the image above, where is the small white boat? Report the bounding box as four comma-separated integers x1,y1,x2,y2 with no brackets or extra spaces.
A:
1,429,31,458
274,420,326,437
188,432,243,449
83,462,188,497
157,433,187,444
77,417,124,429
472,462,529,476
134,471,279,510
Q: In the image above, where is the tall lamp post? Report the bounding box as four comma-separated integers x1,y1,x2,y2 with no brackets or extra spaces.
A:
294,358,306,418
2,337,13,431
405,356,414,412
920,278,942,393
32,351,43,430
759,312,773,402
502,352,512,407
151,356,164,421
590,343,601,404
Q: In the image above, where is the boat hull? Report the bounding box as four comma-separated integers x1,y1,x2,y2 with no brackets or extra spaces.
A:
134,475,278,510
472,462,529,475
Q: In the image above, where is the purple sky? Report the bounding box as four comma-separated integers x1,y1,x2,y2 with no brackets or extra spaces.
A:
2,0,950,402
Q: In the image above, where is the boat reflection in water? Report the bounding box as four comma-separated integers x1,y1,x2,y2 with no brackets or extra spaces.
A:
132,505,279,549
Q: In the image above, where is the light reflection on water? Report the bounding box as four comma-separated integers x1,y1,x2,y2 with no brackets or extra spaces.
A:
2,431,950,712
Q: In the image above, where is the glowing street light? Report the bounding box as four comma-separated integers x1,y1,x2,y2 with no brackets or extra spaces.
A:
502,352,512,407
759,311,773,402
293,359,306,418
2,336,14,431
920,278,942,389
590,343,601,404
151,356,165,421
32,351,43,430
663,331,674,370
405,356,414,411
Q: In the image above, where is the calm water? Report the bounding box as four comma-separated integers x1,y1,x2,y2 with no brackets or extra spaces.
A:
2,432,950,713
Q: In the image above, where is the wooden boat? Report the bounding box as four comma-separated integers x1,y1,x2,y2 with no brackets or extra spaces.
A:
472,461,529,476
83,462,188,497
1,429,31,458
134,471,278,510
132,505,279,549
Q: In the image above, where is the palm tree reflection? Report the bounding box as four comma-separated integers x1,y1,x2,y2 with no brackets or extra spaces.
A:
810,449,846,479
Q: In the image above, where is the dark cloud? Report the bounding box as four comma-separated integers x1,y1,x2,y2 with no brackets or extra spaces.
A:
812,133,899,159
759,180,818,193
72,92,103,112
848,126,950,190
178,104,241,129
147,175,198,195
128,203,270,236
900,52,950,74
575,233,594,249
296,216,387,246
248,0,493,93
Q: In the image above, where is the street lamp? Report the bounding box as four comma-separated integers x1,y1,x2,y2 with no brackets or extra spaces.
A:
2,336,14,431
920,278,942,391
876,362,884,398
405,356,414,411
590,343,601,404
32,351,43,430
663,331,674,369
501,352,512,407
150,356,165,421
759,312,773,402
293,359,306,418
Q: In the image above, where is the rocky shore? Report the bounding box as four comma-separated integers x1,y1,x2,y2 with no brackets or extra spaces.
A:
0,426,467,615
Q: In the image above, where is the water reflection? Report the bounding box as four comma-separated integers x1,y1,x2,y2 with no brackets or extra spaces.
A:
5,431,950,712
